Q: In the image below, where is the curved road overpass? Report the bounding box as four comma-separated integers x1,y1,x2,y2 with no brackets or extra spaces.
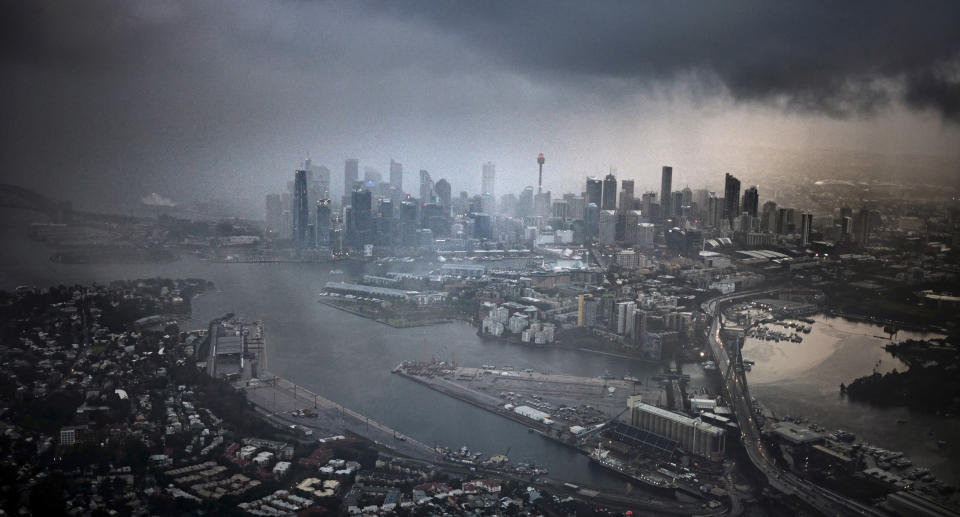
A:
703,290,889,517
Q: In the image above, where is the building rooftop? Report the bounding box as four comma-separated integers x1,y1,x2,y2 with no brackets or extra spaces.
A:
630,400,725,436
770,421,825,445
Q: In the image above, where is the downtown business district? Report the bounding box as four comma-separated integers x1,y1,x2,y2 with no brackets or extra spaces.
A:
270,158,828,259
5,156,959,517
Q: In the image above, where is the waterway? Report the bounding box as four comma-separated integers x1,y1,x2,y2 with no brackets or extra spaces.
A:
0,209,655,488
3,208,957,487
742,314,960,483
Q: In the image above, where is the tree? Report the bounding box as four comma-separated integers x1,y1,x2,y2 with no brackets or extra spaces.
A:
29,472,67,516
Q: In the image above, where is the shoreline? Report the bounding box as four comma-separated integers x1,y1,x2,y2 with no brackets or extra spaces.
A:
317,298,454,328
392,366,552,433
218,319,438,461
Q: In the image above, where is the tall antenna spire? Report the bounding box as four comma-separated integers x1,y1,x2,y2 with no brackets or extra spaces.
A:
537,152,545,194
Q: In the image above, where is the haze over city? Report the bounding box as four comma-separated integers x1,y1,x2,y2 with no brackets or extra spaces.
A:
1,2,959,517
2,1,960,212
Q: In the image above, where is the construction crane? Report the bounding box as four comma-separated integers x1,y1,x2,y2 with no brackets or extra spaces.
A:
576,405,631,443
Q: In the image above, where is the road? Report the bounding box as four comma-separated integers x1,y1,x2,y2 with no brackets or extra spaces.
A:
704,291,889,517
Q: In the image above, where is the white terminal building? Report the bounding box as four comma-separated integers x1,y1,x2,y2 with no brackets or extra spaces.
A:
627,395,726,460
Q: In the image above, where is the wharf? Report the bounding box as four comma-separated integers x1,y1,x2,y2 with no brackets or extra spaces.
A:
318,297,453,328
393,363,656,432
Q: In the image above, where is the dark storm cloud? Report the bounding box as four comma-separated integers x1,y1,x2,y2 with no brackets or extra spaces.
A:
1,0,958,210
387,0,960,121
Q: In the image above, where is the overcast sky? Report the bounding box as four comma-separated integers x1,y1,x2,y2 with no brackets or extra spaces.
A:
2,0,959,212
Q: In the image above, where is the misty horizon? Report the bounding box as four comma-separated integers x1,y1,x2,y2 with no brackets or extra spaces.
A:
2,1,960,213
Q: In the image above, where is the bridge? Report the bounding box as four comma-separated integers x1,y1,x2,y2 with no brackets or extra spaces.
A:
0,183,144,224
703,290,889,517
0,183,73,221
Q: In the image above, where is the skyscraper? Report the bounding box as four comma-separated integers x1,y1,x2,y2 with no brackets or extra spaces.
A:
855,208,871,246
777,207,789,234
671,191,683,218
344,159,359,197
619,180,635,213
517,186,534,217
293,170,309,247
363,167,382,184
419,169,434,204
389,159,403,191
435,178,452,208
585,202,600,239
599,210,616,245
602,173,617,211
586,177,603,207
742,186,759,218
480,194,495,215
481,162,495,198
534,191,551,218
660,166,673,221
316,199,331,246
800,213,813,246
349,187,372,247
723,173,741,224
707,194,723,228
641,192,657,217
399,200,418,246
564,194,585,220
265,194,282,236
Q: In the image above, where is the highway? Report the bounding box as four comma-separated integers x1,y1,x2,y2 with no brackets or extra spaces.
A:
703,291,889,517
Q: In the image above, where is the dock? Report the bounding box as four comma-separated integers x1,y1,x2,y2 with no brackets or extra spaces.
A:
393,362,657,434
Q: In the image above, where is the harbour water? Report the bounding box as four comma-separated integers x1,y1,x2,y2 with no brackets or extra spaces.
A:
0,210,649,488
742,314,960,483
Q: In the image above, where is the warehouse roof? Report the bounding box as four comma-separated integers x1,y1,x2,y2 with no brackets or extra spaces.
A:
631,401,725,436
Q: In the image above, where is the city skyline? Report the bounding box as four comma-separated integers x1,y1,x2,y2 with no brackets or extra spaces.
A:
0,3,958,513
